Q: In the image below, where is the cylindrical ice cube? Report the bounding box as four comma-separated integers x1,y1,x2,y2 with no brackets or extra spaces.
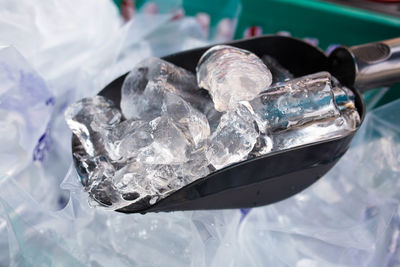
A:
196,45,273,112
272,108,360,151
250,72,351,133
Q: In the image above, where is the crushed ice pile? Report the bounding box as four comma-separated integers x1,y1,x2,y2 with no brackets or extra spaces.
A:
1,0,400,266
66,45,360,210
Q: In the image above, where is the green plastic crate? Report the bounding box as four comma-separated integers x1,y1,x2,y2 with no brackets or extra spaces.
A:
114,0,241,25
113,0,400,107
235,0,400,48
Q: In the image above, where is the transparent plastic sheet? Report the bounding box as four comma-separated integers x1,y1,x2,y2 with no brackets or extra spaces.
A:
0,0,242,265
233,100,400,267
1,98,399,266
0,45,53,181
0,0,233,208
0,0,399,266
0,0,220,102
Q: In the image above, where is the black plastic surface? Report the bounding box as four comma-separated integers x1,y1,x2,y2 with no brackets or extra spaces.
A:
73,35,366,213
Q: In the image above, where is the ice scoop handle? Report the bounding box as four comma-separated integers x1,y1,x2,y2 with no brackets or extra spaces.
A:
329,37,400,92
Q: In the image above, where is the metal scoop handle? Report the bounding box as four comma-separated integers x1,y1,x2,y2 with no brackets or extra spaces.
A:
329,37,400,92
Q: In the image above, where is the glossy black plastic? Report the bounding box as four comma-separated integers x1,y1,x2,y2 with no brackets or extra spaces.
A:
74,35,365,214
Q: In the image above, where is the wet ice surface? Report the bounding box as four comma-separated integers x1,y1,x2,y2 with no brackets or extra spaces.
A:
206,102,259,169
65,96,122,157
249,71,360,153
161,92,210,147
67,46,360,210
272,108,360,151
196,45,273,112
121,57,216,121
250,72,350,132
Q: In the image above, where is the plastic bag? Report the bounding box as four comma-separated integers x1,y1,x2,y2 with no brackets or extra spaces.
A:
0,45,53,178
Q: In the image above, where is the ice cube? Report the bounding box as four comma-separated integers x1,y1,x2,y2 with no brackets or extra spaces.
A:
148,164,182,197
168,146,211,192
137,116,191,165
272,108,360,151
196,45,273,112
255,72,361,151
85,155,120,208
65,96,121,157
121,57,211,120
161,92,210,146
72,148,124,209
106,92,210,162
104,119,153,162
249,72,342,133
206,101,259,169
112,147,211,210
147,148,211,198
112,161,154,202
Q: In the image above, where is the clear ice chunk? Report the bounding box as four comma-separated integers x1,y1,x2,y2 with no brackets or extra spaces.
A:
261,55,294,83
111,161,158,209
72,143,123,209
175,146,211,180
249,72,343,133
206,101,259,169
65,96,121,156
111,147,211,209
122,78,165,121
121,57,212,120
85,155,119,208
137,116,191,165
104,119,153,162
113,161,147,196
147,150,211,201
247,71,360,151
196,45,273,112
272,109,360,151
161,92,210,146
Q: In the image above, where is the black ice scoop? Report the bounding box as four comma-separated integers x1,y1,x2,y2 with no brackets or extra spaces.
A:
73,35,400,214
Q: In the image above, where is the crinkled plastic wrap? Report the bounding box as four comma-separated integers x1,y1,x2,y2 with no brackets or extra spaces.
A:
2,96,400,266
1,0,400,266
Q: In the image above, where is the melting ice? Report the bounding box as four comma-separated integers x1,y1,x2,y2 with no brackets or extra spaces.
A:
66,45,360,211
196,45,273,112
